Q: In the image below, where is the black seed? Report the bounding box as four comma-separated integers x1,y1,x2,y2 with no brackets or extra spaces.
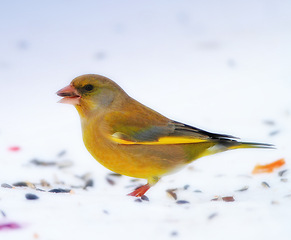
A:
103,210,109,215
30,159,56,166
36,188,45,192
1,183,12,189
106,177,115,186
141,195,149,201
281,178,288,182
13,182,28,187
193,189,202,193
48,188,71,193
130,179,140,182
1,210,6,217
261,182,270,188
108,173,122,177
183,184,190,190
269,130,280,136
25,193,39,200
235,186,249,192
208,212,218,220
57,150,66,157
171,231,178,237
134,199,142,203
278,169,288,177
176,200,190,204
84,179,94,189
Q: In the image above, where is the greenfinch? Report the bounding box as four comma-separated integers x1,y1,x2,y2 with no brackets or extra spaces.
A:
57,74,272,197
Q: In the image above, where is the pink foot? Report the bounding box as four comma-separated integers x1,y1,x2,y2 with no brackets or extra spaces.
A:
127,184,150,197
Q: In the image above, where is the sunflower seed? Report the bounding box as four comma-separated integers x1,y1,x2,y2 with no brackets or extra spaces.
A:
25,193,39,200
176,200,190,204
1,183,12,189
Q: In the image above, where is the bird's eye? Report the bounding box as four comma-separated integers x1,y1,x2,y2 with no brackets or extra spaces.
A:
83,84,94,91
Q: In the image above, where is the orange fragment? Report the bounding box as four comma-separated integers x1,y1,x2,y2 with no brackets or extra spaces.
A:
252,158,285,174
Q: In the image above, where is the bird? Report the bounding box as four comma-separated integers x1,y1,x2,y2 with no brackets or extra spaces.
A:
57,74,273,197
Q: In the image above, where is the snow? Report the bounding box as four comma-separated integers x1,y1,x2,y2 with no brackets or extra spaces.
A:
0,1,291,240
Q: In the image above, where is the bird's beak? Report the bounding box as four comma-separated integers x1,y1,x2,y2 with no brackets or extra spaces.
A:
56,84,81,105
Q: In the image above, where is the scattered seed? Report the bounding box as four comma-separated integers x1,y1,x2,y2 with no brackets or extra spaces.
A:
36,188,45,192
171,231,178,237
106,177,115,186
271,201,279,205
13,182,35,188
222,196,235,202
208,212,218,220
263,120,275,126
281,178,288,182
31,159,56,166
284,194,291,198
134,199,142,203
130,179,140,182
57,150,66,157
1,210,6,217
261,182,270,188
183,184,190,190
176,200,190,204
108,173,122,177
193,189,202,193
25,193,39,200
13,182,28,187
1,183,12,189
235,186,249,192
103,210,109,215
211,196,220,201
48,188,71,193
40,179,51,187
166,189,177,200
278,169,288,177
141,195,149,201
269,130,280,136
83,179,94,189
57,160,73,168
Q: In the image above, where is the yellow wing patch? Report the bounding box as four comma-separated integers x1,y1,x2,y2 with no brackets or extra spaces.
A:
110,133,208,145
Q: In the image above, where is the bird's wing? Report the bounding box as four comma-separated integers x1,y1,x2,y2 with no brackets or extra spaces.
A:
107,112,237,145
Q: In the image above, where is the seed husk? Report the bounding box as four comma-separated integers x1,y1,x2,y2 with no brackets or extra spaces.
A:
166,189,177,200
261,182,270,188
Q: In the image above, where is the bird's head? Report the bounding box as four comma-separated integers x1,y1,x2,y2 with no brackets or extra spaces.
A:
57,74,127,117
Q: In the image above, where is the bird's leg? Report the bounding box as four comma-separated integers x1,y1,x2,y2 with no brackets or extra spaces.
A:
127,176,160,197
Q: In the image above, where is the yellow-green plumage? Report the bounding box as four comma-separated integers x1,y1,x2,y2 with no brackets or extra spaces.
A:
57,74,273,196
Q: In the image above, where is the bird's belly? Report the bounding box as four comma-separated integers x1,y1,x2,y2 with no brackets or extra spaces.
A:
83,131,215,179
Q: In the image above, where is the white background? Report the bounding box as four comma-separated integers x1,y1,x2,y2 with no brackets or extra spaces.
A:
0,1,290,240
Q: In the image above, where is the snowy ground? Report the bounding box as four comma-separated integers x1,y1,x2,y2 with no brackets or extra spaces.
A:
1,1,291,240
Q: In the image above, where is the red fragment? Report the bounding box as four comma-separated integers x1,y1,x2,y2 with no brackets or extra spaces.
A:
252,158,285,174
0,222,21,230
8,146,21,152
